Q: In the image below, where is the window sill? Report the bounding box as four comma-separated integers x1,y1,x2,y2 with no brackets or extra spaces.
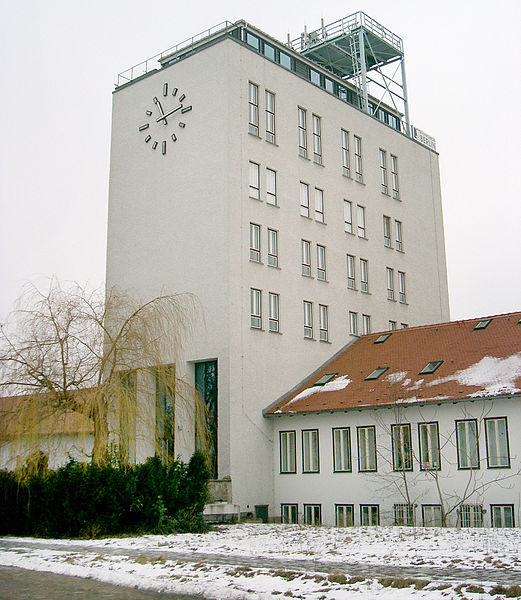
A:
317,277,329,283
302,274,314,279
315,219,327,226
269,329,283,335
361,290,371,295
358,235,368,241
319,339,331,344
250,326,265,332
303,337,316,341
399,300,409,306
249,195,262,202
268,264,281,270
387,297,397,302
266,202,280,208
300,214,313,220
249,259,264,265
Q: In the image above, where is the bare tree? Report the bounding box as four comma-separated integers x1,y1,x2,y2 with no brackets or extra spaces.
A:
0,280,201,465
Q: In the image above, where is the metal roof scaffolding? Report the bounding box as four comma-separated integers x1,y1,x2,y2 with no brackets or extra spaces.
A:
290,12,410,134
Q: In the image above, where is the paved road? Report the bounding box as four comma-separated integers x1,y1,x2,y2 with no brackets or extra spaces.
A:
0,566,206,600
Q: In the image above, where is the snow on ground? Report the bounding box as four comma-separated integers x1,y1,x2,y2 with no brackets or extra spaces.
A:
1,524,521,599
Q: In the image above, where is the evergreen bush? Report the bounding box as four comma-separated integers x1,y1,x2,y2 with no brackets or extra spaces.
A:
0,451,210,538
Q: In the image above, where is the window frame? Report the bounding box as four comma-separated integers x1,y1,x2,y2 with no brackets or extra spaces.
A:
394,503,416,526
300,181,310,217
346,254,356,289
362,314,371,335
360,258,369,292
250,288,262,329
357,425,377,472
249,161,260,199
357,204,366,238
360,504,379,526
336,504,354,527
319,304,328,342
383,215,392,247
266,167,277,205
303,300,313,339
302,429,320,473
267,228,278,267
248,82,259,136
380,149,388,194
249,222,261,262
391,154,399,199
312,114,322,164
418,422,441,471
341,129,350,177
422,504,442,527
298,106,308,157
484,417,510,468
314,187,324,222
387,267,395,300
265,90,276,143
281,503,298,524
316,244,326,280
301,239,312,277
268,292,280,333
349,311,358,336
304,503,322,526
332,427,352,472
391,423,413,472
398,271,407,303
279,430,296,473
354,135,363,182
490,504,515,528
395,219,403,251
460,504,484,528
344,200,353,234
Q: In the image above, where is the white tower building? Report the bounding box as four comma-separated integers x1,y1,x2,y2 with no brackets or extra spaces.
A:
106,14,449,517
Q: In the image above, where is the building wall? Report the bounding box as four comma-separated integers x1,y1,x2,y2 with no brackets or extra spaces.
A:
271,397,520,527
106,31,450,513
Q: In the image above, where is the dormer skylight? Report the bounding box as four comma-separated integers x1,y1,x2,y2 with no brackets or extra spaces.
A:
374,333,392,344
474,318,492,330
313,372,338,386
365,367,388,381
419,360,443,375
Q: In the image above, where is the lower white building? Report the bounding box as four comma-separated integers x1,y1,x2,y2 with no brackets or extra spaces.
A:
265,311,521,527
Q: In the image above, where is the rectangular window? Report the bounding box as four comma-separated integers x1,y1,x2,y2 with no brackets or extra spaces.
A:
249,161,260,199
304,504,321,525
319,304,328,342
303,300,313,338
394,503,416,526
395,220,403,251
344,200,353,234
281,503,298,524
269,292,280,332
333,427,351,472
298,107,307,157
248,82,259,135
401,323,409,329
341,129,350,177
266,168,277,205
312,114,322,164
392,424,413,471
336,504,354,527
354,135,363,182
301,240,311,276
249,223,261,262
362,314,371,335
346,254,356,289
419,422,441,470
358,426,376,471
302,429,319,473
314,188,324,222
300,182,310,217
360,259,369,292
491,505,515,528
485,417,510,468
391,155,399,199
265,90,275,143
349,311,358,336
460,504,483,528
279,430,296,473
383,215,392,247
456,419,479,469
250,288,262,329
267,228,278,267
422,505,442,527
387,267,395,300
389,320,397,330
380,149,388,194
357,205,366,238
398,271,406,303
360,504,379,526
316,245,326,280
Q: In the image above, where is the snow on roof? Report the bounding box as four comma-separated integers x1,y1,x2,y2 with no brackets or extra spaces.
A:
265,311,521,416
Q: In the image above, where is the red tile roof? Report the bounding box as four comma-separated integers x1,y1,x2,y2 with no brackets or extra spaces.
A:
264,312,521,415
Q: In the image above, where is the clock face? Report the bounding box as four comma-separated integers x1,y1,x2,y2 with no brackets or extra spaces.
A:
138,82,192,155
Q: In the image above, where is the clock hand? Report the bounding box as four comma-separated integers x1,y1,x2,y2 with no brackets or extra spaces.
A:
156,104,183,123
153,96,168,125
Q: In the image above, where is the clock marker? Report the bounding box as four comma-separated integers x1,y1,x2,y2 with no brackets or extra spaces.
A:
179,122,186,128
152,141,158,149
171,133,177,142
179,94,186,102
162,141,167,155
146,110,153,116
145,135,151,143
172,87,178,96
163,83,168,96
139,124,149,131
181,105,192,113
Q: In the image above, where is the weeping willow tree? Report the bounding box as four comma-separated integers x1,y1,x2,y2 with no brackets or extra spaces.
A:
0,280,212,469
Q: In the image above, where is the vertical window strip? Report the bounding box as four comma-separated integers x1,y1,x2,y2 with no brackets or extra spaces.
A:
249,161,260,199
354,135,363,182
380,149,388,194
300,182,310,217
346,254,356,289
344,200,353,233
456,420,479,469
312,114,322,164
267,228,278,267
316,244,326,280
249,223,261,262
349,311,358,336
303,300,313,338
248,82,259,135
298,107,307,157
268,292,280,332
419,422,441,470
391,154,399,199
301,240,311,276
387,267,395,300
362,314,371,335
279,431,296,473
333,428,351,472
314,188,324,222
485,417,510,467
357,205,366,237
398,271,406,303
250,288,262,329
392,424,413,471
360,258,369,292
341,129,350,177
319,304,328,341
383,215,392,247
266,168,277,205
302,429,319,472
395,220,403,251
265,90,275,143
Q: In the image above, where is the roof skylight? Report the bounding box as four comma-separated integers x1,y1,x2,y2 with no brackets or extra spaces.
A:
474,318,492,330
374,333,392,344
419,360,443,375
365,366,388,381
313,372,338,386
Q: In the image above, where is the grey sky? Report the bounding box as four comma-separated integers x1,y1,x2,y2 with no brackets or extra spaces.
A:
1,0,519,321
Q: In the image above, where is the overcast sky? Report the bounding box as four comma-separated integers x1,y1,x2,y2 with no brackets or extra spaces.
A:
1,0,519,322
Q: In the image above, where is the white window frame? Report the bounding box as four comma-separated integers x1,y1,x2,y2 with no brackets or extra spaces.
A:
300,182,310,217
302,429,319,473
380,149,388,194
354,135,363,182
301,240,311,277
267,228,278,267
279,430,296,473
360,258,369,292
268,292,280,332
303,300,313,338
265,90,275,143
312,114,322,164
314,187,324,222
362,314,371,335
333,427,351,472
249,161,260,199
398,271,407,303
250,288,262,329
392,424,413,471
395,220,403,251
266,168,277,205
383,215,392,247
419,422,441,470
349,311,358,336
249,223,261,262
248,82,259,135
319,304,328,342
298,107,307,157
344,200,353,234
341,129,350,177
346,254,356,289
456,419,479,469
391,154,399,199
387,267,395,300
485,417,510,468
316,244,326,280
336,504,354,527
357,204,366,238
358,426,377,472
389,320,397,330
